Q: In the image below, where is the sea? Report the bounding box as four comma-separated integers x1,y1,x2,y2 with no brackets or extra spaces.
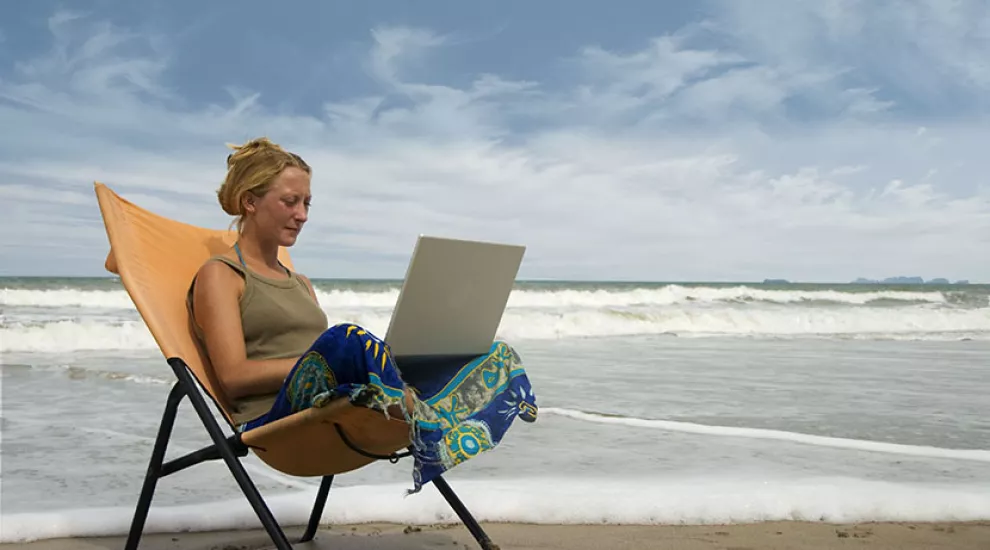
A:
2,277,990,543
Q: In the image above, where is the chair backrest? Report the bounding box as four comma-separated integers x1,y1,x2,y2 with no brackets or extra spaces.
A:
93,182,295,421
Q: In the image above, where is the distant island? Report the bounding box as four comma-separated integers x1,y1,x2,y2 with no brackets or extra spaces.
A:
852,277,970,285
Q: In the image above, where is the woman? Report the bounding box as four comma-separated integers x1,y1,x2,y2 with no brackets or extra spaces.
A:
188,137,537,493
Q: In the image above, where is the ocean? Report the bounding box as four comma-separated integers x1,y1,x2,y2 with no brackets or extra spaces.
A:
2,277,990,542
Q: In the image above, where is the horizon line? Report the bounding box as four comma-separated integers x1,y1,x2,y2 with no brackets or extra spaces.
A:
0,274,985,286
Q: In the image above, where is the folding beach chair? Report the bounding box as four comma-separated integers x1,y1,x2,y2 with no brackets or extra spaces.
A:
93,183,500,550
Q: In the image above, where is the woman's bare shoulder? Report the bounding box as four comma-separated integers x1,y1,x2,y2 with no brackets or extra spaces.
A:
190,256,246,341
193,254,246,297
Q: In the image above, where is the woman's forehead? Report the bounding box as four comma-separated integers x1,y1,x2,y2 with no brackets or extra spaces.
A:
273,167,311,192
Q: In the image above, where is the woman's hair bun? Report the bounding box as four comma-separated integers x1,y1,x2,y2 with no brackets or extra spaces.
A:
216,137,310,221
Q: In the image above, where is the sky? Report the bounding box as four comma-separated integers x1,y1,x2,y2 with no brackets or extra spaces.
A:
1,0,988,283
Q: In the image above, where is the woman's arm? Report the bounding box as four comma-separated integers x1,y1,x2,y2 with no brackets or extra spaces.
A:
191,260,297,400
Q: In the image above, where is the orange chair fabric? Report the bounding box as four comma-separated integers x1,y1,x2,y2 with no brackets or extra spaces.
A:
94,182,410,476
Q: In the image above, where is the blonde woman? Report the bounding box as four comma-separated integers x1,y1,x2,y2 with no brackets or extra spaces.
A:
187,137,537,493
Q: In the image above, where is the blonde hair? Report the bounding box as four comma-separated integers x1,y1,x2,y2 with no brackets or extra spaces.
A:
217,137,311,231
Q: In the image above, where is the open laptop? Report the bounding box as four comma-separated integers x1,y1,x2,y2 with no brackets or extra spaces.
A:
383,235,525,369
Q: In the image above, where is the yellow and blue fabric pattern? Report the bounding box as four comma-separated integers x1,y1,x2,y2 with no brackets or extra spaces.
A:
242,323,538,493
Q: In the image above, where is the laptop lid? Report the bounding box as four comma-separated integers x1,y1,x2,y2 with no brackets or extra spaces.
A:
384,235,525,359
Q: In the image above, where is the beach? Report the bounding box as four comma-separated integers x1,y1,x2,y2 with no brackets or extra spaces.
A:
4,0,990,546
2,279,989,548
5,521,990,549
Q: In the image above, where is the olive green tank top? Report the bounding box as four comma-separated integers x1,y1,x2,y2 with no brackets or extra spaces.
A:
190,246,329,425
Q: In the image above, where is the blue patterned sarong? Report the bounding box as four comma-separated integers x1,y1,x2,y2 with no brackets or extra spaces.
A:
242,323,537,493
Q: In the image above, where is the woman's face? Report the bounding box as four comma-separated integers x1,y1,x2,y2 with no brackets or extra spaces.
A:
245,166,312,247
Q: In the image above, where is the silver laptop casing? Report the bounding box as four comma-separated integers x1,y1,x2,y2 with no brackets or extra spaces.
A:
384,235,525,359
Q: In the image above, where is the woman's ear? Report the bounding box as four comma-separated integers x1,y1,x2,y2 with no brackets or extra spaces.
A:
242,194,256,214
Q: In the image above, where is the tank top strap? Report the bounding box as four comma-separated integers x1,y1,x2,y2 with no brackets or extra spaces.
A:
210,254,248,276
233,242,246,267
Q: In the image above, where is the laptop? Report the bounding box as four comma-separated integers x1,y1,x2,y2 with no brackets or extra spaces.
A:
383,235,525,365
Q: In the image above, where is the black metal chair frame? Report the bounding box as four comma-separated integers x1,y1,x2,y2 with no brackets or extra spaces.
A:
124,356,500,550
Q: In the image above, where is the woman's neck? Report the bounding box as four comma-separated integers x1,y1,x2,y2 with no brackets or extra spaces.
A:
235,228,282,273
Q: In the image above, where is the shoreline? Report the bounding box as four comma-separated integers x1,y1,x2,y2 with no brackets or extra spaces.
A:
4,520,990,550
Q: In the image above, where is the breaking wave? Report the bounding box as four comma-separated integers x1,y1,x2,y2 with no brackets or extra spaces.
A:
3,284,976,310
2,303,988,352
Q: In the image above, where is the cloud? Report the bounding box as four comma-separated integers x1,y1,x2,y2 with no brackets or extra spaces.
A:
710,0,990,115
3,10,171,113
367,25,448,85
1,3,988,282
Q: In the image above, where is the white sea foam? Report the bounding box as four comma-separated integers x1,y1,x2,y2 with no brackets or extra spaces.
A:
542,408,990,463
504,286,950,307
495,306,990,341
1,285,957,310
0,319,158,352
24,364,173,385
0,288,135,309
3,477,989,543
3,304,988,352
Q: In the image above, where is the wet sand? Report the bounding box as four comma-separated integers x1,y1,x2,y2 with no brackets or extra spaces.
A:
3,520,989,550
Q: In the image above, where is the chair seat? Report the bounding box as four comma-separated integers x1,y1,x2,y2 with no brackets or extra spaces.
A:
242,397,412,476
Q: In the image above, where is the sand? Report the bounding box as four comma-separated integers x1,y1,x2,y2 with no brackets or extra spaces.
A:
3,521,989,550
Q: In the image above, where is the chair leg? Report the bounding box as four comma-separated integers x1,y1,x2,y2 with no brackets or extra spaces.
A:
168,358,294,550
433,475,500,550
125,382,186,550
299,475,334,542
